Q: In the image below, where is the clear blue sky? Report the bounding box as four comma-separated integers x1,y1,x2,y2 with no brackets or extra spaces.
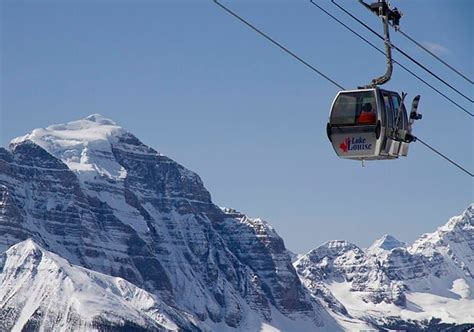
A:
1,0,472,254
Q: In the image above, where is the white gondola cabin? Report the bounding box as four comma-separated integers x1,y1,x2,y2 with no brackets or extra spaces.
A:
326,88,419,161
324,0,422,162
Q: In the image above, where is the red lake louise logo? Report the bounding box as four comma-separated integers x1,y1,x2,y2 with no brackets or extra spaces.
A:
339,137,372,153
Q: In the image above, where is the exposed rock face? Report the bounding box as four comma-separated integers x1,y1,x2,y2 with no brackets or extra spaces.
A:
218,208,314,318
0,115,326,330
294,241,361,316
1,114,472,330
409,204,474,279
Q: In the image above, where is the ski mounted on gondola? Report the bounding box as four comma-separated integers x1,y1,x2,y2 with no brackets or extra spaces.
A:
326,0,422,161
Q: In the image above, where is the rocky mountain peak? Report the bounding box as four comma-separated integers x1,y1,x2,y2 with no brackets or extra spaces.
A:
11,114,124,147
410,205,474,254
295,204,474,328
294,240,364,283
0,115,330,330
9,114,129,182
367,234,406,253
0,239,195,331
0,238,41,267
302,240,362,262
444,203,473,230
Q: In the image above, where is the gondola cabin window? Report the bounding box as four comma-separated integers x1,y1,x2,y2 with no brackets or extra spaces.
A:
382,93,394,129
330,91,377,126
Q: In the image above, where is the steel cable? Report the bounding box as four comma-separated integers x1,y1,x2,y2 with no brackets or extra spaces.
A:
214,0,473,177
414,137,473,177
309,0,473,117
332,0,473,104
394,27,473,85
213,0,345,90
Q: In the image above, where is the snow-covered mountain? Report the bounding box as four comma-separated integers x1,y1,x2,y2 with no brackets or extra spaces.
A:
0,239,198,331
0,114,472,331
0,115,346,331
295,205,474,330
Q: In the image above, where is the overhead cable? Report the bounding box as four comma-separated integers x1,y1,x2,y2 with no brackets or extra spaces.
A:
356,0,474,85
414,137,473,177
213,0,344,90
390,26,473,85
309,0,473,117
331,0,473,104
214,0,472,178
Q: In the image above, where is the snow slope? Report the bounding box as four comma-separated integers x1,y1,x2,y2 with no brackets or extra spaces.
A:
0,239,364,332
295,204,474,328
0,239,199,331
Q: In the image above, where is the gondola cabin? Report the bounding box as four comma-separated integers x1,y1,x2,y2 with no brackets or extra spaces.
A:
326,88,411,161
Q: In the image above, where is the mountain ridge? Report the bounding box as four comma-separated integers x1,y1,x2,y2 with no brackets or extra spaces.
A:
0,239,197,331
1,114,472,331
1,115,338,330
295,204,474,327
